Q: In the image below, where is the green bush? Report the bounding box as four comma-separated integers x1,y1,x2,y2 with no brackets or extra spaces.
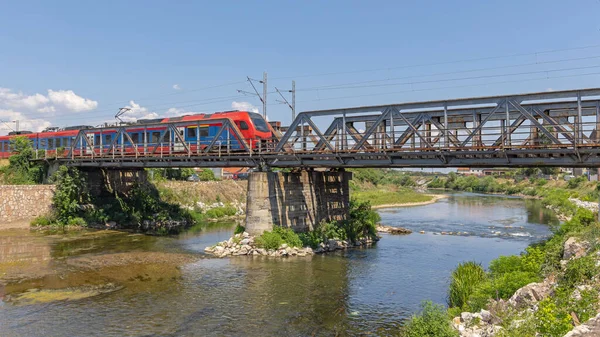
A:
492,271,540,299
1,136,47,184
187,210,205,224
255,230,284,250
567,176,586,189
535,298,573,337
448,261,486,309
31,215,55,227
561,255,598,288
67,217,87,227
234,224,246,235
428,177,446,188
403,301,458,337
50,166,90,225
255,227,303,249
205,206,237,219
273,226,303,248
299,230,323,249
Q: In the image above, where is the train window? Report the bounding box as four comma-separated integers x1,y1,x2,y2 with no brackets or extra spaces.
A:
48,138,55,149
239,121,249,130
104,134,112,145
187,128,196,139
40,138,47,149
151,131,161,143
1,141,5,151
64,138,70,147
199,127,208,137
249,112,270,132
130,133,139,144
94,135,100,146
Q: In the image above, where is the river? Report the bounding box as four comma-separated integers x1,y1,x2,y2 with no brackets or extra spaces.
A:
0,192,558,336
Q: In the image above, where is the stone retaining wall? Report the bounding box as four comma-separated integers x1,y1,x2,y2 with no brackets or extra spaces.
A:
0,185,54,227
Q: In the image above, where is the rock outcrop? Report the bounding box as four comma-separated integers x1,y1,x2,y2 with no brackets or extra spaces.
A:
563,237,591,261
507,276,555,309
376,224,412,235
205,231,377,258
564,312,600,336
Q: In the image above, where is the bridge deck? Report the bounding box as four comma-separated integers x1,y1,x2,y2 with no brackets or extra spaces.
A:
53,88,600,168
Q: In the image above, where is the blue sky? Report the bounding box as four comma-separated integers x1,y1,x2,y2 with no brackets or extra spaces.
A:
1,0,600,134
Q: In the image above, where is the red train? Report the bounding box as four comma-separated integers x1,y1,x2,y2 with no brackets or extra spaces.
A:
0,110,273,159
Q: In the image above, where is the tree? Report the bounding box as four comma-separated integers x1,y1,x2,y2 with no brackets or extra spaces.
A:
1,136,46,184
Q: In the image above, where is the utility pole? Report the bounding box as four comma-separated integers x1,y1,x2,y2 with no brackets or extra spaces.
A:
14,120,19,132
262,72,267,119
275,80,296,121
237,72,268,118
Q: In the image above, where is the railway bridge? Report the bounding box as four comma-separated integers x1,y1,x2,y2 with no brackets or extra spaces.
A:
49,88,600,233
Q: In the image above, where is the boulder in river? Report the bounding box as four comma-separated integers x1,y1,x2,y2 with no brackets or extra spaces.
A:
376,224,412,235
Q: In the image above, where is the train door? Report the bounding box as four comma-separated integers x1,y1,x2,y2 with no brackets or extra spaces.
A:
86,133,95,154
173,126,185,152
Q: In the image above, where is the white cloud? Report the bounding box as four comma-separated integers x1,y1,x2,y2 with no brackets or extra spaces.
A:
0,88,49,111
37,106,56,113
231,101,259,113
0,87,99,134
0,109,51,134
546,88,554,92
172,84,181,90
0,87,97,113
115,100,159,123
47,89,98,112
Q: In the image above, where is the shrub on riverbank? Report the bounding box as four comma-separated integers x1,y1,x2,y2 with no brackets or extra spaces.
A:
446,201,600,335
0,136,47,185
297,200,380,248
255,227,302,250
447,261,486,309
402,301,458,337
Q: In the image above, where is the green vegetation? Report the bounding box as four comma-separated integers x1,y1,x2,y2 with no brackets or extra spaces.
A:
255,227,303,250
429,171,600,217
204,206,237,219
442,207,600,335
298,200,380,248
447,261,486,309
254,199,380,250
0,136,47,184
402,301,458,337
350,168,417,188
148,168,216,181
353,188,432,206
31,166,201,233
349,168,434,206
234,225,245,235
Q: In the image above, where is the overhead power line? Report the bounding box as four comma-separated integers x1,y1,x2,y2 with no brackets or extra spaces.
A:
299,54,600,91
288,71,600,105
297,64,600,92
271,43,600,80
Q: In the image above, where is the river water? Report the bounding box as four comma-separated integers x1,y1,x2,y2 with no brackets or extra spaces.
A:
0,192,557,336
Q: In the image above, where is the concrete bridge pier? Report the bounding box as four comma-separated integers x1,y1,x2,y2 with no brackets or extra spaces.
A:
245,170,352,235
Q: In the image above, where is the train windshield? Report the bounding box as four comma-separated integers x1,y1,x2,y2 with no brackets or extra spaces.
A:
249,113,270,132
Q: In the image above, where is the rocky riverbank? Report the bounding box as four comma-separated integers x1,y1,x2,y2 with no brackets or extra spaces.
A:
452,237,600,337
204,231,378,258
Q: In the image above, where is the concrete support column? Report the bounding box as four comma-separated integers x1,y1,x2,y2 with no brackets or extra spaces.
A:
245,170,352,235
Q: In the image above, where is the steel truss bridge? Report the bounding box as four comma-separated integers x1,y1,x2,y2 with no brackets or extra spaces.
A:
57,88,600,168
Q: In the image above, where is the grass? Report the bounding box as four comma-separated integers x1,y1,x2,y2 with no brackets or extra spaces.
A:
353,187,432,206
447,261,487,309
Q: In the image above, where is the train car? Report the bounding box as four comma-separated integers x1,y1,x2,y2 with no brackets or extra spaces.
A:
0,110,273,159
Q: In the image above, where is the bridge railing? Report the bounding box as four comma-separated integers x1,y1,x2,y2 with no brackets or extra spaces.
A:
55,88,600,168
